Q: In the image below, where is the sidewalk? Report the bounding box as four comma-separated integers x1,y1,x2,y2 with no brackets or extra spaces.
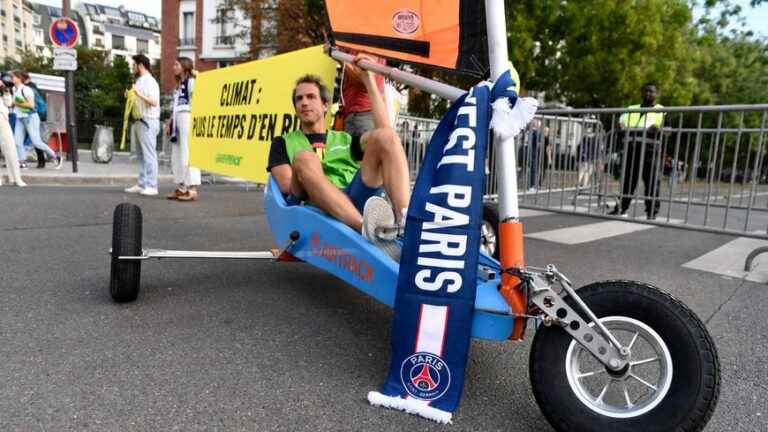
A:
2,150,257,187
1,150,174,186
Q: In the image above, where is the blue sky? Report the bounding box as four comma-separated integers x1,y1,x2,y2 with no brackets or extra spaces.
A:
694,0,767,36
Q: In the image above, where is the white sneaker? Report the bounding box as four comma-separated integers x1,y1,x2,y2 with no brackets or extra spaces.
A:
362,196,402,262
125,184,143,193
140,187,158,196
16,180,27,187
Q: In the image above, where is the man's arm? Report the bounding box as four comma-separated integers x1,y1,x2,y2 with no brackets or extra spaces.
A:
267,136,292,195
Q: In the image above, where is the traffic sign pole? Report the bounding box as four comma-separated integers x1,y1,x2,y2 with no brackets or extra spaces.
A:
61,0,77,173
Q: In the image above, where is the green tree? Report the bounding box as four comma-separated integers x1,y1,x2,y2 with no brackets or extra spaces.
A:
506,0,699,107
73,48,132,145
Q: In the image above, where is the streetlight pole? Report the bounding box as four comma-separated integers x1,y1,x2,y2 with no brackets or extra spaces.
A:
62,0,78,172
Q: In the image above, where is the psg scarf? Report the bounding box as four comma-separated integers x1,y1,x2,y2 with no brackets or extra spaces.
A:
368,71,529,423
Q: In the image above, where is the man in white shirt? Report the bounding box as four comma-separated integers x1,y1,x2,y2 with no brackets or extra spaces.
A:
125,54,161,196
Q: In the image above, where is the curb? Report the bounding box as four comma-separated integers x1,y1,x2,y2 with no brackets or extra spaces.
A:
7,174,176,186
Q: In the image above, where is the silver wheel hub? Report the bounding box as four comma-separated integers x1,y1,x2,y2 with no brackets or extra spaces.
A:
480,221,497,256
565,316,673,418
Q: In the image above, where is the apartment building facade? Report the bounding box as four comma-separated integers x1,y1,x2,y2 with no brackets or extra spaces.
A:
0,0,36,62
77,2,161,67
161,0,277,93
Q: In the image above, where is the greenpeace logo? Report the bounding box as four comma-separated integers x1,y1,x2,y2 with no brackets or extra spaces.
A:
216,153,243,167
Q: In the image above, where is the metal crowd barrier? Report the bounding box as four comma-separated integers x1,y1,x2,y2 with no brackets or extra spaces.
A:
396,105,768,244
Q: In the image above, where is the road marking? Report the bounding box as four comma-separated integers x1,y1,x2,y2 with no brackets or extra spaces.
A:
682,237,768,283
525,220,655,245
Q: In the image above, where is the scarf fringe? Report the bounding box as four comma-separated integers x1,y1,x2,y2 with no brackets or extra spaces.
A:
489,96,539,141
367,391,453,424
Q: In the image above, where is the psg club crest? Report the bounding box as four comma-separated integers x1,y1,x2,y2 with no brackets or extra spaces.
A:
400,352,451,401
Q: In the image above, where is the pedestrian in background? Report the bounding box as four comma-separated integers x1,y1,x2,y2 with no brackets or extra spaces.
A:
577,130,599,188
124,54,161,196
24,73,49,169
609,82,665,219
0,77,24,186
540,125,552,187
339,50,386,136
10,70,61,170
525,118,542,192
166,57,201,201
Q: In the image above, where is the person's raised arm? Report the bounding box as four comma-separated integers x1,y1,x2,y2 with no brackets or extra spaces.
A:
349,54,389,129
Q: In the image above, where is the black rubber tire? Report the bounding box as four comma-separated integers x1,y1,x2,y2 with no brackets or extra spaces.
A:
110,203,142,303
529,280,720,432
482,201,500,259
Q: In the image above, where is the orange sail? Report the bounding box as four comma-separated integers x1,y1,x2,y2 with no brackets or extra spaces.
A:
325,0,488,76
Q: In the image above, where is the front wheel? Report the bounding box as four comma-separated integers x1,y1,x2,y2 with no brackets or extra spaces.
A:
529,280,720,432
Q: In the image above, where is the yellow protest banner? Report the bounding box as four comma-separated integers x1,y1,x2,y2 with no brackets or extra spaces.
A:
189,45,337,183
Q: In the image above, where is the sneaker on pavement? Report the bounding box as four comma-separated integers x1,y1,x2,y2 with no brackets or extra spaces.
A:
53,155,63,170
16,180,27,187
140,187,159,196
362,196,402,262
124,184,143,193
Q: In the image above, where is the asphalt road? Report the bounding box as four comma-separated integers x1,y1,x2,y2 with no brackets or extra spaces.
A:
0,185,765,431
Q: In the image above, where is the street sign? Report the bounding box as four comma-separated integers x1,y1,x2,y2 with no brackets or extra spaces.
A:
53,47,77,58
53,58,77,71
49,17,79,48
53,47,78,71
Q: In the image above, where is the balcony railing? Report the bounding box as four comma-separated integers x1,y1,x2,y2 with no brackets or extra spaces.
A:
178,37,195,47
214,35,235,46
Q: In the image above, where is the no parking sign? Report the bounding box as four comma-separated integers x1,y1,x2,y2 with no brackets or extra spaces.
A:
49,17,79,49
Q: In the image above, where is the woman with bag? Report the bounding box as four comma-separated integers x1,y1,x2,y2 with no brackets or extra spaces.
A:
10,70,61,169
166,57,201,201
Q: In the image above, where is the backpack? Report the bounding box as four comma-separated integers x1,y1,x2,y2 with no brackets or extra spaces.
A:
30,86,47,122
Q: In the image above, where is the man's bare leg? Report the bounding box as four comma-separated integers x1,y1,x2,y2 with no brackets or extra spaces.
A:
359,128,410,222
292,150,364,231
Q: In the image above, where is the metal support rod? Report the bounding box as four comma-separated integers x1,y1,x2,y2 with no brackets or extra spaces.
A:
62,0,78,172
118,249,277,260
485,0,520,221
329,48,465,102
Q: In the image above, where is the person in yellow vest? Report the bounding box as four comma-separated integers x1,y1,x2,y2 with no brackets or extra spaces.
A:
266,55,410,260
609,82,665,219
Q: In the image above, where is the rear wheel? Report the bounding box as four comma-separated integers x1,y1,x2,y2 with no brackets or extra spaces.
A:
481,202,499,259
110,203,142,303
529,280,720,432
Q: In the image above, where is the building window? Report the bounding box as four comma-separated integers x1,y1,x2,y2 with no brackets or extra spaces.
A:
216,7,235,44
93,37,103,48
218,61,233,68
111,34,125,50
114,54,124,62
93,24,103,35
180,11,194,46
137,39,148,54
16,39,22,49
33,13,41,25
34,28,42,41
